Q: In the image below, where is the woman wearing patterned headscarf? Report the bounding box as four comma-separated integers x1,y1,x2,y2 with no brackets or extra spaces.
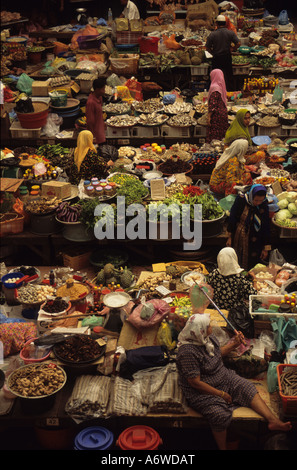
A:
176,314,292,450
209,109,253,196
207,247,257,310
227,184,272,270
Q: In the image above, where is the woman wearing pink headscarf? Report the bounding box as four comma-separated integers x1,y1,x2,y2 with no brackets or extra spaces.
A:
206,69,229,143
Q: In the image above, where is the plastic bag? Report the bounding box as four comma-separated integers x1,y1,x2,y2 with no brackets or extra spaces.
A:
269,249,286,267
162,94,176,105
227,303,254,338
125,77,143,101
42,113,63,138
157,322,176,350
278,10,289,25
272,85,283,102
126,299,170,329
267,361,279,393
16,73,34,95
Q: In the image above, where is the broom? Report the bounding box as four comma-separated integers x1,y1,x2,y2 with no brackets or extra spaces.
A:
191,283,246,345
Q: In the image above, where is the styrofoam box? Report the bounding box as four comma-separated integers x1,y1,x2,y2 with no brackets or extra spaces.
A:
10,120,41,138
161,125,192,138
194,125,207,137
282,124,297,137
249,294,297,318
233,66,250,75
190,64,209,76
106,126,131,138
257,125,282,136
130,126,160,138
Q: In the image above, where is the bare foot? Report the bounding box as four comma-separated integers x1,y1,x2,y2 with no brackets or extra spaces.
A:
268,419,292,432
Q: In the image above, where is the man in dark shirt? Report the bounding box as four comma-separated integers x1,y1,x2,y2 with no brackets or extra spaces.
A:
206,15,240,91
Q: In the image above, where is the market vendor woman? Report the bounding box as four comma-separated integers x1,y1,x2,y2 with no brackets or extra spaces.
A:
209,109,253,196
68,130,109,184
176,314,292,450
226,184,272,270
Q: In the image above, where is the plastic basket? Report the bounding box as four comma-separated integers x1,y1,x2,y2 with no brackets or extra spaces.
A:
110,54,139,76
116,31,142,44
277,364,297,415
77,35,102,50
0,213,24,236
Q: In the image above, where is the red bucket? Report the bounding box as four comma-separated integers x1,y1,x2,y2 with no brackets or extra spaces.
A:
17,102,49,129
138,36,159,54
117,426,162,450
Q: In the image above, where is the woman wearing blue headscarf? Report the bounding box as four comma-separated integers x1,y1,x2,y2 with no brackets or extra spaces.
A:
226,184,272,270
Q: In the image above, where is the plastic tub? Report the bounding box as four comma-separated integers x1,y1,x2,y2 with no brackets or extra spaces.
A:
1,271,24,304
117,426,162,450
16,101,49,129
49,89,68,107
74,427,114,450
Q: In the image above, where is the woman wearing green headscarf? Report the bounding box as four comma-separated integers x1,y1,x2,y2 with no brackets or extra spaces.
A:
209,109,253,196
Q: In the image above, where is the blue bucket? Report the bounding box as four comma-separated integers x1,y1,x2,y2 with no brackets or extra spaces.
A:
74,427,114,450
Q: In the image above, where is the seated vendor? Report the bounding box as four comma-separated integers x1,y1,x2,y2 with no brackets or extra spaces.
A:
120,0,140,19
209,109,264,196
176,313,292,450
68,130,109,185
207,247,257,310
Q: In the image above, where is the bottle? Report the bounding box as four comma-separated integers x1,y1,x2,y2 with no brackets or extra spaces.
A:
49,270,55,286
108,8,113,26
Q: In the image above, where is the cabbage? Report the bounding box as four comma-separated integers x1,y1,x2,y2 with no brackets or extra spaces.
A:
286,192,297,203
278,198,288,209
288,202,297,215
275,209,293,221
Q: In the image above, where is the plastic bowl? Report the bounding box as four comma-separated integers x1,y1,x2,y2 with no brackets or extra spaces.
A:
252,136,272,146
1,271,24,289
20,337,52,364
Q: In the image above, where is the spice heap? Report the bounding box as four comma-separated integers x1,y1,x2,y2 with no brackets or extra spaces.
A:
56,278,89,301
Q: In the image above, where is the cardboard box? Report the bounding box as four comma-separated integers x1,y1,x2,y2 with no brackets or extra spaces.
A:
42,181,71,199
62,247,92,270
32,80,50,97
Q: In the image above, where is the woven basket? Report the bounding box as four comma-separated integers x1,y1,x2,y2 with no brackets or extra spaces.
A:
110,54,139,76
0,212,24,236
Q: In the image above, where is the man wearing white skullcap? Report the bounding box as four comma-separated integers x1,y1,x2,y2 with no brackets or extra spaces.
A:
206,15,240,91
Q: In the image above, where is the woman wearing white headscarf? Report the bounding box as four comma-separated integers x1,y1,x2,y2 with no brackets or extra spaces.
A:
207,247,257,310
176,314,292,450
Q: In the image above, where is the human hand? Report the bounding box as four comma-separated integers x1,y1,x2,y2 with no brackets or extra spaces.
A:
220,391,232,404
260,249,268,260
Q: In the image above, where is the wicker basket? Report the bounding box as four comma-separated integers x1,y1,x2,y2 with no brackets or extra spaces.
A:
0,212,24,236
110,54,139,76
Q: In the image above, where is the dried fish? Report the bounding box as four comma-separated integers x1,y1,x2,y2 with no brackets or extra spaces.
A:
164,102,193,114
103,102,131,114
168,114,196,127
106,114,139,127
132,98,164,114
138,112,168,126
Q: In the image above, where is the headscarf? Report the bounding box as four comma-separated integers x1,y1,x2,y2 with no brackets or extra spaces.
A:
244,184,267,232
178,313,215,356
208,69,227,107
224,109,252,146
217,247,243,276
214,138,249,170
74,130,96,172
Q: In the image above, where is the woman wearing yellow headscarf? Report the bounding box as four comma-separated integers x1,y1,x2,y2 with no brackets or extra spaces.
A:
209,109,253,196
69,130,108,185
